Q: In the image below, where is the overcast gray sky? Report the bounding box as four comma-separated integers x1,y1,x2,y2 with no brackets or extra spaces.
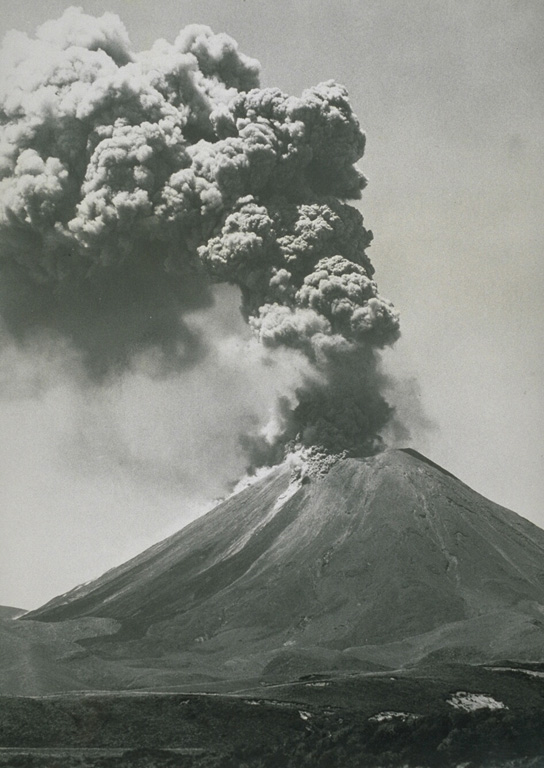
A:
1,0,543,609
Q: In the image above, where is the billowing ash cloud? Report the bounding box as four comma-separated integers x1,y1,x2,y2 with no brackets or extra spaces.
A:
0,7,400,464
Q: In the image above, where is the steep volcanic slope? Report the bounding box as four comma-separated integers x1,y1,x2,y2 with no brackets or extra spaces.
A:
24,450,544,670
25,462,294,630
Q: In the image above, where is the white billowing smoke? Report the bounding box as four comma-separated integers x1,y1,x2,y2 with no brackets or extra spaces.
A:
0,7,399,470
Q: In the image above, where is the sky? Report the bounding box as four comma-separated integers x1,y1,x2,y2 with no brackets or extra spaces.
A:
0,0,542,610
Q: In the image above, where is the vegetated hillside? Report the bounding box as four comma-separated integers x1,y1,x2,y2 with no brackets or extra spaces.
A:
22,449,544,684
0,692,308,749
1,680,544,768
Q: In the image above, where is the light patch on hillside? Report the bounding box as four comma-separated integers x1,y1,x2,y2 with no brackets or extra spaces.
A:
447,692,507,712
369,711,421,723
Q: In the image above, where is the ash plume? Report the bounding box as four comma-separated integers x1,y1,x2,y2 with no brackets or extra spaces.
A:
0,7,400,465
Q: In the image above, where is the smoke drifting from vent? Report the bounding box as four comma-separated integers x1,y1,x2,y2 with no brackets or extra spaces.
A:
0,7,399,464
